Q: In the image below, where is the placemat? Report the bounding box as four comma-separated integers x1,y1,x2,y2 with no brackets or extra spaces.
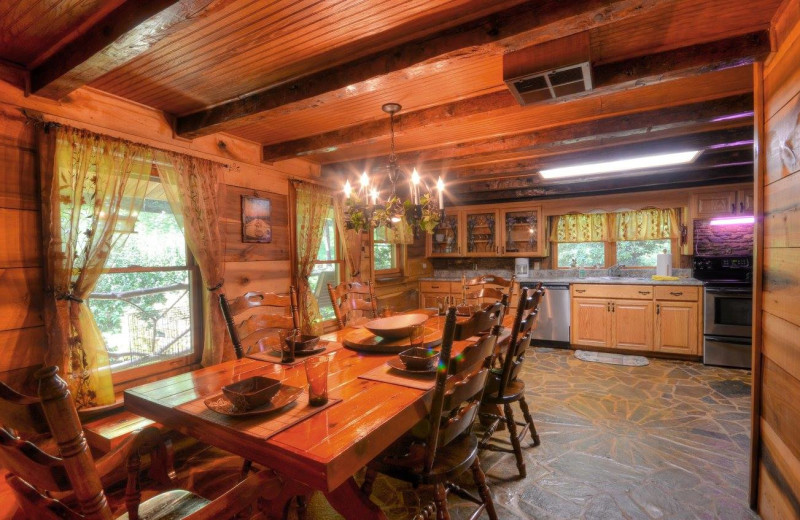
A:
246,340,344,367
358,363,436,391
177,391,341,440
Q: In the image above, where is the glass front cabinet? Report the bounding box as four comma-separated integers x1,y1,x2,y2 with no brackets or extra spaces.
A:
427,210,461,257
464,209,499,257
500,206,546,257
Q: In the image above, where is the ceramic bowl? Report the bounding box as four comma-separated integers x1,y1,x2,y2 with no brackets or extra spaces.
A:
285,334,320,352
364,313,429,339
399,347,440,371
222,376,281,410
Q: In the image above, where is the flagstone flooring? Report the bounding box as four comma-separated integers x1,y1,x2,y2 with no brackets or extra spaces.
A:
305,347,755,519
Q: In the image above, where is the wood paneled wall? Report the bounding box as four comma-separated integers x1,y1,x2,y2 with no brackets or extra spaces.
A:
0,85,319,390
754,1,800,517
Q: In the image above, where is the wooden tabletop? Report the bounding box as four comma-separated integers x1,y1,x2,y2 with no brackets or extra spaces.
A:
124,314,510,496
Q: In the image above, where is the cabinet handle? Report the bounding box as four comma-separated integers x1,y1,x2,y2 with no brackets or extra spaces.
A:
740,201,744,213
669,291,683,296
575,289,586,293
607,302,611,312
611,302,615,312
431,285,440,289
657,304,660,315
638,291,650,295
731,203,735,213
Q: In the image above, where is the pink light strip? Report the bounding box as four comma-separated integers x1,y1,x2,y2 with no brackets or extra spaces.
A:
709,216,755,226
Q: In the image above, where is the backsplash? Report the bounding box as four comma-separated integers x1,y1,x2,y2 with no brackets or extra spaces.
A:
430,267,692,281
693,220,754,256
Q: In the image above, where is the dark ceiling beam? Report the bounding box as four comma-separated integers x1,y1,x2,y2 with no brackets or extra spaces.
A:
449,163,754,204
176,0,669,138
0,59,28,91
271,31,766,164
29,0,236,100
443,126,755,181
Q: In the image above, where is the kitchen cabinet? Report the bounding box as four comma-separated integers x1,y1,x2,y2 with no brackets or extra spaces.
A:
571,284,700,355
692,189,753,219
428,210,461,257
464,209,499,257
499,206,546,257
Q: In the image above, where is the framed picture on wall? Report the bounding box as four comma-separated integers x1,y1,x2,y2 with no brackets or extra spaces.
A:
241,195,272,243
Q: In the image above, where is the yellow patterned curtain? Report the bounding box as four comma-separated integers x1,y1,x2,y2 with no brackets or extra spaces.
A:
153,151,227,366
294,182,333,334
385,217,414,245
550,213,610,243
332,195,363,281
614,208,679,240
39,126,152,408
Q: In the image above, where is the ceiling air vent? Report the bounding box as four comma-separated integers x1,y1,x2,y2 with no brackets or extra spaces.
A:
504,32,593,106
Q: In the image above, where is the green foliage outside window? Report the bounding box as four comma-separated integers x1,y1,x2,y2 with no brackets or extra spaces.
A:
557,242,605,268
617,239,671,267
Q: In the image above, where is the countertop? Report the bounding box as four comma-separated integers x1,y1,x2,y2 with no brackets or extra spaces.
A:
419,276,704,286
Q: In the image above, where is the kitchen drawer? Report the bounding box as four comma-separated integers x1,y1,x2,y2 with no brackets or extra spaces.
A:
654,286,700,302
571,284,654,300
420,281,451,293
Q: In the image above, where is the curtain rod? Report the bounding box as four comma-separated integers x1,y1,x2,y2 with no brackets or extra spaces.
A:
20,109,231,169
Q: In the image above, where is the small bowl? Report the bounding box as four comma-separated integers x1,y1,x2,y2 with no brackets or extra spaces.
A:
285,334,320,352
399,347,440,371
222,376,281,411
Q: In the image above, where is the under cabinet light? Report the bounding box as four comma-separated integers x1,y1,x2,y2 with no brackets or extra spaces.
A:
710,216,754,226
539,150,702,179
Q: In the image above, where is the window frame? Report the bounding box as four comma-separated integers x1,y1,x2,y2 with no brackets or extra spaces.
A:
309,208,344,327
371,225,402,277
553,239,676,269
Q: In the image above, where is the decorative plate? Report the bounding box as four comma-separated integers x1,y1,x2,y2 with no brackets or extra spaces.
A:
386,357,438,375
203,384,303,417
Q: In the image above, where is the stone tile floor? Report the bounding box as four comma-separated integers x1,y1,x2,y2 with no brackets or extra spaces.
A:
305,347,755,519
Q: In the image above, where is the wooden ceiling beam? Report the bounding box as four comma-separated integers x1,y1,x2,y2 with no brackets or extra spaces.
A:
29,0,236,100
270,31,766,164
449,163,754,204
176,0,670,138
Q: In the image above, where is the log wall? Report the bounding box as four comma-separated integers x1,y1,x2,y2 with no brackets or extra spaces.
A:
754,0,800,517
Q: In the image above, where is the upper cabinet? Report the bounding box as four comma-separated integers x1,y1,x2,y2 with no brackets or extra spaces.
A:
426,204,546,258
692,189,753,219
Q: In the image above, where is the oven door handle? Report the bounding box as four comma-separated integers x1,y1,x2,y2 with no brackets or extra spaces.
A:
705,335,751,345
705,288,752,295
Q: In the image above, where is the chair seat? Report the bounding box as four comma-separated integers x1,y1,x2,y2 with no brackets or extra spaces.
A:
117,490,209,520
367,434,479,486
482,378,525,404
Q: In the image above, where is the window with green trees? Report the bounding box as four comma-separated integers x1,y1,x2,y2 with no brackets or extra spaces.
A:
556,242,605,268
307,209,340,322
373,225,398,273
87,183,196,374
617,239,671,266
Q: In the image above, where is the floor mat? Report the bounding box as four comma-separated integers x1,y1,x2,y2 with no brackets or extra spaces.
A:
574,349,649,366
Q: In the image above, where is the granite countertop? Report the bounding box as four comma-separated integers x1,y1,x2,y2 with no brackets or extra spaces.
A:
420,275,703,286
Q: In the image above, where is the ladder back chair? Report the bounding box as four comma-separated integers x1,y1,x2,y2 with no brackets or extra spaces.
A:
454,298,506,341
327,281,378,330
463,275,515,327
361,308,499,520
479,284,545,478
0,366,278,520
219,288,300,360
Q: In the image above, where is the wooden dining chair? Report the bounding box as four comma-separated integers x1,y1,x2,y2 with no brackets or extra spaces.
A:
478,284,545,479
327,281,378,329
454,298,506,341
360,307,499,520
463,274,515,302
0,366,279,520
219,288,300,359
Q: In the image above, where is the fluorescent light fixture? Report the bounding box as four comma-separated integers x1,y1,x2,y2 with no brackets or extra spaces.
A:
710,216,754,226
539,150,702,179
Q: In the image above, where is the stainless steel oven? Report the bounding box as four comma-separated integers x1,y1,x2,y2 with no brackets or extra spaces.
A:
703,285,753,338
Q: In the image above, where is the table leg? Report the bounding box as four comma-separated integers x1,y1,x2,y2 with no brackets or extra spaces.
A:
324,476,388,519
261,479,311,520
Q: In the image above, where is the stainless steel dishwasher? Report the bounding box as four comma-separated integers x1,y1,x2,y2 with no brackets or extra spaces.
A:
526,282,571,346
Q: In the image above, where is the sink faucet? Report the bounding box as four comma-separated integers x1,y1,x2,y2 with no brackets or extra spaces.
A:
607,263,625,277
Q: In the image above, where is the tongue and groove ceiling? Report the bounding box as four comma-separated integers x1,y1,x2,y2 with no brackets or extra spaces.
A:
0,0,783,202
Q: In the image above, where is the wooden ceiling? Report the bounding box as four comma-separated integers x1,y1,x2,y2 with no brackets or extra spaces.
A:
0,0,784,202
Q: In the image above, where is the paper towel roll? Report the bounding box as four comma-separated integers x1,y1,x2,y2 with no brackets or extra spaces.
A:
656,254,672,277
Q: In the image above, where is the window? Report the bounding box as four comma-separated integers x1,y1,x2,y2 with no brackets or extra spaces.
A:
87,182,198,376
373,225,399,274
307,208,341,322
617,239,672,267
556,242,605,268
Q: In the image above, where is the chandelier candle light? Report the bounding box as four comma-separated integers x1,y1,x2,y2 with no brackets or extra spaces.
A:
342,103,444,236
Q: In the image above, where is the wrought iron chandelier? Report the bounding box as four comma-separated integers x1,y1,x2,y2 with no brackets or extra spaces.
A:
342,103,444,237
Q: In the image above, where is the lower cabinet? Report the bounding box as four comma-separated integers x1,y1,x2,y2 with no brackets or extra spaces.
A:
571,284,701,356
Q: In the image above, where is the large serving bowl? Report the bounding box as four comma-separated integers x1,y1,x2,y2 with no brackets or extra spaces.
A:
364,313,429,339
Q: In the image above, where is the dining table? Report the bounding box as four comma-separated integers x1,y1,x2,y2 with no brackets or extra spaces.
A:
123,312,512,519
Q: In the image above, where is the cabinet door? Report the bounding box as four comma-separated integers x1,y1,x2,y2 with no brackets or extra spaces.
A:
611,299,653,351
654,301,699,355
500,207,543,256
421,292,445,309
737,190,754,215
427,211,461,257
571,298,611,347
464,209,499,256
693,191,737,219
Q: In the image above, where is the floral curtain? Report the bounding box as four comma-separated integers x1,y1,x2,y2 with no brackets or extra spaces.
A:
614,208,679,240
550,213,609,243
153,151,227,366
332,195,363,281
385,217,414,245
39,126,152,408
294,182,333,335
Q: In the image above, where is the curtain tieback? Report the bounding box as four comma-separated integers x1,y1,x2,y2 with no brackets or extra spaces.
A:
56,292,84,303
207,281,224,292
